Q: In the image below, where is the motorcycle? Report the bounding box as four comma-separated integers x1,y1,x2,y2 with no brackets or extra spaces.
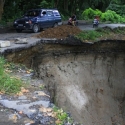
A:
93,15,99,28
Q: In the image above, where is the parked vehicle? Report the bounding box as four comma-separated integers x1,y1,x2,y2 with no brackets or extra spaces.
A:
13,8,62,33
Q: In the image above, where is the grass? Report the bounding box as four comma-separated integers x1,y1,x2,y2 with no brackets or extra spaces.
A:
40,85,45,90
0,56,25,94
76,26,125,42
53,106,73,125
76,30,103,41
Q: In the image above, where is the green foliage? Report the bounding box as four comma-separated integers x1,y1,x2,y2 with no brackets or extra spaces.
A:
81,8,125,23
61,13,69,21
107,4,125,15
40,85,45,90
113,27,125,33
94,9,102,17
76,26,125,42
100,10,124,23
81,8,95,20
1,1,125,23
81,8,102,20
0,20,7,26
2,1,23,22
39,0,51,8
53,106,73,125
0,57,5,76
96,27,113,34
76,30,102,41
0,57,24,94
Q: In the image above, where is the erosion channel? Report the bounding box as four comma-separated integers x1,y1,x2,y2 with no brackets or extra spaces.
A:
3,36,125,125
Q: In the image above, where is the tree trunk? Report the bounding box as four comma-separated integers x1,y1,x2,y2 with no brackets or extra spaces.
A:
0,0,5,20
64,0,68,12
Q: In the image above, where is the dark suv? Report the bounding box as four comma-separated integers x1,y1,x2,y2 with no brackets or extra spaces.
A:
13,8,62,33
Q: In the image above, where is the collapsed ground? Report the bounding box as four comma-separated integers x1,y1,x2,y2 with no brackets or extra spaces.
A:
0,24,125,125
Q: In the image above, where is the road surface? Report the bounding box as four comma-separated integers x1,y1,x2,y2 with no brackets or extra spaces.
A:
0,23,125,40
78,23,125,30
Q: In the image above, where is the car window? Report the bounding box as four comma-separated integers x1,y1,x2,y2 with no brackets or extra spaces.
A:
47,11,53,16
25,10,40,17
41,11,47,16
53,10,60,17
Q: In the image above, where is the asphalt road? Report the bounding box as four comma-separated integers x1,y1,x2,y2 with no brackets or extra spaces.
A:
78,23,125,31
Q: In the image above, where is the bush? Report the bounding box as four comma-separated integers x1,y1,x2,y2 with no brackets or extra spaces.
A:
81,8,102,20
81,8,95,20
100,10,124,23
81,8,125,23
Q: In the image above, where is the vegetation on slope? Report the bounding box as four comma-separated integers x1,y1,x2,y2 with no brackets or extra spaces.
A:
76,27,125,42
0,57,27,94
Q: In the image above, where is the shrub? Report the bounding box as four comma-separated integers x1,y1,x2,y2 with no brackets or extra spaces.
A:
53,106,73,125
81,8,95,20
100,10,124,23
101,10,114,22
81,8,125,23
81,8,102,20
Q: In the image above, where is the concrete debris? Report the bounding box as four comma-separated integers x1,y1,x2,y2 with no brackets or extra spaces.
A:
9,113,19,123
0,40,10,47
0,100,50,118
15,38,28,44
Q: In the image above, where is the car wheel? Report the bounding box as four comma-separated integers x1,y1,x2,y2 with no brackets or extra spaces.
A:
16,29,22,33
33,24,39,33
53,23,58,27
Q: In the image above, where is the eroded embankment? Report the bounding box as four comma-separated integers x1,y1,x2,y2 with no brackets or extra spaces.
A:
3,37,125,125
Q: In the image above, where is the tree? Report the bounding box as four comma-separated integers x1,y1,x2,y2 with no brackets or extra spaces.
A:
0,0,5,20
1,0,125,21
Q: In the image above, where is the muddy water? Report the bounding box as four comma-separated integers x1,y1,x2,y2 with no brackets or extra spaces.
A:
4,38,125,125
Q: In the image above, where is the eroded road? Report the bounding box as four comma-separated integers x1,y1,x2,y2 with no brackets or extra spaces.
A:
0,23,125,125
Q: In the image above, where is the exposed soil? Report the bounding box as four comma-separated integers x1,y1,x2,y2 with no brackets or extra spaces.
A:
34,25,125,42
35,24,82,39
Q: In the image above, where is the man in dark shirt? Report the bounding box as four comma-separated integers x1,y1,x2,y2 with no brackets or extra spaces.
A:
71,14,76,26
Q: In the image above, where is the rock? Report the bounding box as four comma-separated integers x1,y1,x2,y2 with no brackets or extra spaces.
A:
18,95,27,100
0,40,10,47
9,114,18,123
15,38,28,44
39,116,50,124
25,123,31,125
0,95,2,99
